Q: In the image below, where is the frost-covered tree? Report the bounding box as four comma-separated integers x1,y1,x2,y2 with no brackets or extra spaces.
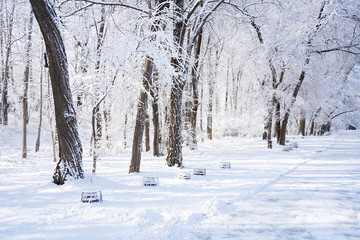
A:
30,0,84,185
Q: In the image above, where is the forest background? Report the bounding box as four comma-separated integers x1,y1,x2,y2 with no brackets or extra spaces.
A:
0,0,359,182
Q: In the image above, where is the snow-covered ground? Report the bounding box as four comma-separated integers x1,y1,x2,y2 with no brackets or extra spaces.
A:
0,128,359,240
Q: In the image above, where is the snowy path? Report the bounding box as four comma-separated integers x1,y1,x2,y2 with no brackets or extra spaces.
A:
0,129,359,240
193,131,360,240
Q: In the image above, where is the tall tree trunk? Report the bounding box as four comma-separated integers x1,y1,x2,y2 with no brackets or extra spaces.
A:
189,29,202,150
207,78,213,140
94,4,106,151
298,110,306,136
310,120,315,135
1,4,15,126
274,100,281,143
30,0,84,185
166,0,185,167
22,12,34,158
279,2,327,145
166,79,184,167
129,56,153,173
35,55,43,153
145,113,150,152
266,100,273,149
150,68,161,157
0,0,3,124
166,0,224,165
123,113,128,149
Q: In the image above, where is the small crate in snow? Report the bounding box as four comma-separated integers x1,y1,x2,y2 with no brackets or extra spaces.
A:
142,176,159,186
193,168,206,175
177,171,191,180
81,191,103,203
219,162,231,169
283,146,293,151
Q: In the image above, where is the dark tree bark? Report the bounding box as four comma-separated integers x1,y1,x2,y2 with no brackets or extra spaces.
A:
166,0,185,167
30,0,84,185
166,0,224,166
189,28,203,150
274,100,281,143
145,113,150,152
166,79,185,167
129,56,153,173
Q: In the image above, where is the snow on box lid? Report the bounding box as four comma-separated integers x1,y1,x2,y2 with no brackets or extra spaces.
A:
81,190,103,203
177,171,191,180
219,162,231,168
142,176,159,186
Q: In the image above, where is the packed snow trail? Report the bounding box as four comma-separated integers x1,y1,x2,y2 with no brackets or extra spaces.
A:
193,131,360,240
0,128,359,240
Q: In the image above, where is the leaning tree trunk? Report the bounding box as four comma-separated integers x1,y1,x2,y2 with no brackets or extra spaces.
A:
129,56,153,173
279,2,327,145
30,0,84,185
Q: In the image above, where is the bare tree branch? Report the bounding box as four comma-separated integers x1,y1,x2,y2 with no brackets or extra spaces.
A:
70,0,148,14
331,109,358,120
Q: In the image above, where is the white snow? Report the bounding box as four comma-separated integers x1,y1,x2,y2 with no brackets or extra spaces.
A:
0,128,359,240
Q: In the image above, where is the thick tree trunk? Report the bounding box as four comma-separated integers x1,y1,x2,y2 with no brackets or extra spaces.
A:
22,12,33,158
166,80,184,167
129,57,153,173
30,0,84,185
166,0,185,167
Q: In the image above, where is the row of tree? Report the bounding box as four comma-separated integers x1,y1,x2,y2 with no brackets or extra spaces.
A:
0,0,359,184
